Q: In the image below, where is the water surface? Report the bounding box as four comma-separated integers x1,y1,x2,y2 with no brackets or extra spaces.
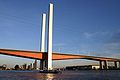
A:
0,70,120,80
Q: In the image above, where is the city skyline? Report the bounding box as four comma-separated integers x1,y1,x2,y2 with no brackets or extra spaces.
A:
0,0,120,68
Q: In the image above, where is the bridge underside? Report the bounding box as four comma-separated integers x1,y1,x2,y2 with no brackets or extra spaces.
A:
0,49,120,62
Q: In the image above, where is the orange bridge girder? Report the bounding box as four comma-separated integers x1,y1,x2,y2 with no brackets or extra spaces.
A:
0,49,120,62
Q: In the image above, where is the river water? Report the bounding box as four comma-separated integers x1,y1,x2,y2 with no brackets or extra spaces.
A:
0,70,120,80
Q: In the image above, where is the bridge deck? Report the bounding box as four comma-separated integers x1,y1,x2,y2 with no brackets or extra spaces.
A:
0,49,120,62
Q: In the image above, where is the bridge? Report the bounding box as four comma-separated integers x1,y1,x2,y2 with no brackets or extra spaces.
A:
0,48,120,70
0,3,120,70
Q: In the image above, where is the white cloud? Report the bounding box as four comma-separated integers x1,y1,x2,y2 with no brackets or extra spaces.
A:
83,31,110,38
83,32,94,38
53,43,66,47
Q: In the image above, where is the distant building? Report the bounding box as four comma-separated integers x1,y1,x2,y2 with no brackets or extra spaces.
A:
66,65,100,70
0,65,7,70
22,64,27,70
92,65,100,70
33,60,37,70
14,65,20,70
1,64,7,70
27,63,32,70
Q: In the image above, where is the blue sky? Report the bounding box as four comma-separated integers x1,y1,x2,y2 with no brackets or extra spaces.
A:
0,0,120,68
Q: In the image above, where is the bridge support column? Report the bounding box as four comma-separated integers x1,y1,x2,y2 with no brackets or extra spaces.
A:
40,60,47,70
119,61,120,69
103,60,108,70
114,61,117,69
99,61,103,70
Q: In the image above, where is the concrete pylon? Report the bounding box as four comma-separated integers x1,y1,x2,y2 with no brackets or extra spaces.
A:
40,13,47,70
47,3,54,70
40,3,54,70
41,13,46,52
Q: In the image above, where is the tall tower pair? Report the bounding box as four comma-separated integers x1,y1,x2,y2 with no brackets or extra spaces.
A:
40,3,53,70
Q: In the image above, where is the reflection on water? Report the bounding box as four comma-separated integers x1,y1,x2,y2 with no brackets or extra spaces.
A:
0,70,120,80
36,73,55,80
45,74,54,79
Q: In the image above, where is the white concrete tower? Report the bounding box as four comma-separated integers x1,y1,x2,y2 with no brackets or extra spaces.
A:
41,13,46,52
47,3,53,70
40,13,47,70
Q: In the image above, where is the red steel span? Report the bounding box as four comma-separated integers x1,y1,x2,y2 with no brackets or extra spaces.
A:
0,48,120,62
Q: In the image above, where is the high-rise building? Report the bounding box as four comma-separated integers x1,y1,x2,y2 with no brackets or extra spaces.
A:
33,60,37,70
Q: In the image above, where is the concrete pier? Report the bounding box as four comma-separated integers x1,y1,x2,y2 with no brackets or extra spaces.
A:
103,60,108,70
40,60,47,70
119,61,120,69
99,61,103,70
114,61,117,69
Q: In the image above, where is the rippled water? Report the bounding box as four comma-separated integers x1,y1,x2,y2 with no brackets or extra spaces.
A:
0,70,120,80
